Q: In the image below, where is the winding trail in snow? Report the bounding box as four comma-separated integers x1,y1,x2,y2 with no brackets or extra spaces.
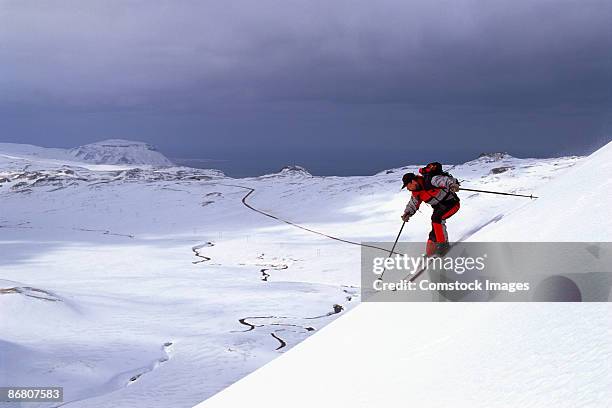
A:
192,242,214,264
216,183,402,256
234,304,344,350
259,264,288,281
270,332,287,350
203,183,392,350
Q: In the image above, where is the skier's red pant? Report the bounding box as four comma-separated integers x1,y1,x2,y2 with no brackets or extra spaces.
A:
426,201,460,256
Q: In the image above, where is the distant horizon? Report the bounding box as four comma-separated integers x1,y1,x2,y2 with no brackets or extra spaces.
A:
168,147,596,178
1,136,608,177
7,136,607,178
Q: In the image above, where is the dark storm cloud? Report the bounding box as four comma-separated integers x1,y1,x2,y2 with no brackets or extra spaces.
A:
1,0,609,109
0,0,610,174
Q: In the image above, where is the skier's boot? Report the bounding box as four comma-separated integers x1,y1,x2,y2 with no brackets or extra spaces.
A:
436,242,450,256
426,240,437,257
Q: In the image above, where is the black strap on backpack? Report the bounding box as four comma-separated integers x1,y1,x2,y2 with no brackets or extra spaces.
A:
418,162,459,202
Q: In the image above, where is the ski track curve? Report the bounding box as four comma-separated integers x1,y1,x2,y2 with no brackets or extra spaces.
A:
233,304,345,351
192,242,214,264
259,264,288,281
215,183,403,256
270,331,287,350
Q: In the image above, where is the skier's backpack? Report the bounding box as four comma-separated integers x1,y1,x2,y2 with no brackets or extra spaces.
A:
419,162,457,196
418,162,444,178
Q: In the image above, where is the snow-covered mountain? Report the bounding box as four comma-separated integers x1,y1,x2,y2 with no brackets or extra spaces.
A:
196,142,612,408
69,139,173,166
0,140,608,408
0,139,173,168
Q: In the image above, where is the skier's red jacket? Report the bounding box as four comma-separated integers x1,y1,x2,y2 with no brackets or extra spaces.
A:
403,174,459,217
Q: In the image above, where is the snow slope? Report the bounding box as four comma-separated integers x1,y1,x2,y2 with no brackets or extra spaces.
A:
0,142,73,161
197,142,612,408
0,140,601,408
469,141,612,241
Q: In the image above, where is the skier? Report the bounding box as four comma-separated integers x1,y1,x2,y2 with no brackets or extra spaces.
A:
400,162,461,256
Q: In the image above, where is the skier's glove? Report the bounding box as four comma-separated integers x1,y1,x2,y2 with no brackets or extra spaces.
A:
401,213,411,222
449,184,460,193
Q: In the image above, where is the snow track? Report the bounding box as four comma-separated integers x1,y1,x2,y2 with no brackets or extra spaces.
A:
192,242,215,264
234,304,344,351
218,183,401,256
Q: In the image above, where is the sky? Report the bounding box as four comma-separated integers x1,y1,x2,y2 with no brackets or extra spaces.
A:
1,0,611,176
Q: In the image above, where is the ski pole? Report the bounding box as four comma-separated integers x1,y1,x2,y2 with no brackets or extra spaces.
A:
459,187,538,199
377,221,405,281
